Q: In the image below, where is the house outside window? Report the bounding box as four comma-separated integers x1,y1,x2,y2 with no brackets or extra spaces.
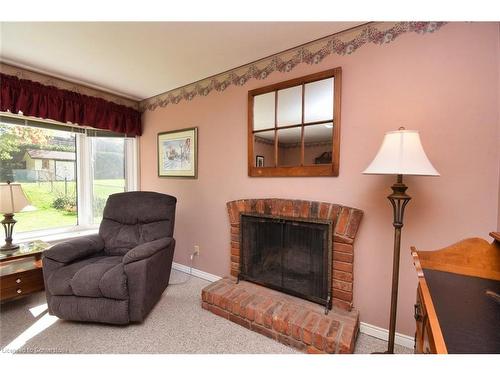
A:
41,158,50,170
0,114,137,236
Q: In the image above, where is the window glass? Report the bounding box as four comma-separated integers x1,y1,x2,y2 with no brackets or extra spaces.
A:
0,117,134,234
0,123,77,232
91,137,126,223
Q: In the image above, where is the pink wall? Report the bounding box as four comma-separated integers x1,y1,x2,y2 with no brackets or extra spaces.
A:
140,22,500,336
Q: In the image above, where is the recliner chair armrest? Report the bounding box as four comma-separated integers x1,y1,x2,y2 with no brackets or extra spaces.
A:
43,234,104,264
123,237,174,265
123,237,175,322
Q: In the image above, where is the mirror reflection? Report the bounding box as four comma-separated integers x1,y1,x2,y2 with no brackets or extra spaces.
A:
304,78,334,123
253,130,275,167
303,123,333,165
277,86,302,127
248,68,340,176
277,127,302,167
253,92,275,131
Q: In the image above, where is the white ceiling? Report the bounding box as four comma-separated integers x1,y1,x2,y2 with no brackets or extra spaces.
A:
0,22,363,101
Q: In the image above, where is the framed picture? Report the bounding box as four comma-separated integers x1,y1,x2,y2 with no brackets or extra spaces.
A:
256,155,264,167
158,127,198,178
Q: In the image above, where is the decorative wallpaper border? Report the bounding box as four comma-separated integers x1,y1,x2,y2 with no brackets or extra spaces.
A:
255,135,332,149
255,136,275,146
0,62,140,110
141,22,446,112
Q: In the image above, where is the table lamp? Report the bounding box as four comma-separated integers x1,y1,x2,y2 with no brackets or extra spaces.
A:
0,181,30,253
363,127,439,353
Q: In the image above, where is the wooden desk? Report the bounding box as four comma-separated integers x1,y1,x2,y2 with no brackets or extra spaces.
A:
411,232,500,354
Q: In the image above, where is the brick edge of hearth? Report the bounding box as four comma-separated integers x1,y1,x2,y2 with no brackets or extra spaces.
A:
201,278,360,354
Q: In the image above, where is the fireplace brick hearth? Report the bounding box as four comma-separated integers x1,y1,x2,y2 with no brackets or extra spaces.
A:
202,278,360,354
201,198,363,354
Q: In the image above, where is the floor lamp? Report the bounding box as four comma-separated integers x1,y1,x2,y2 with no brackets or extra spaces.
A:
363,128,439,353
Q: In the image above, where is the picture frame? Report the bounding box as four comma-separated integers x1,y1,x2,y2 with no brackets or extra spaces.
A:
157,127,198,178
256,155,264,167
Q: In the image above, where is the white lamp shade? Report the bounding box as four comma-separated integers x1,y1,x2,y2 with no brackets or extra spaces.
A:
0,183,31,214
363,129,440,176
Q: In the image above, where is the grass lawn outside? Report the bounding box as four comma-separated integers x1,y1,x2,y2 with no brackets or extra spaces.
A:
14,179,125,233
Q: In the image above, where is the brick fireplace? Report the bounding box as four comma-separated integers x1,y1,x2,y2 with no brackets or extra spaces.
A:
201,198,363,353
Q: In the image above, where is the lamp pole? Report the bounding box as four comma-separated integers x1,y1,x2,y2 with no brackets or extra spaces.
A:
386,174,411,353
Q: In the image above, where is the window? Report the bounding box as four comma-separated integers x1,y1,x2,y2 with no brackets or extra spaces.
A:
0,115,137,235
90,137,126,223
248,67,341,177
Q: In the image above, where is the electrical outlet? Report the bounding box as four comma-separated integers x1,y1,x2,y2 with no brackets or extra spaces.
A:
193,245,200,256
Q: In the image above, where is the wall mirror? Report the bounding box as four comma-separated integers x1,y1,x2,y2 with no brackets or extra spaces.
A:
248,67,341,177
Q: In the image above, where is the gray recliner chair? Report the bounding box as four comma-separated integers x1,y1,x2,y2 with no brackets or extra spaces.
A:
42,191,176,324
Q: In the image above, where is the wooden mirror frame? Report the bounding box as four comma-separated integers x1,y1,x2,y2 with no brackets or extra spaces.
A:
248,67,342,177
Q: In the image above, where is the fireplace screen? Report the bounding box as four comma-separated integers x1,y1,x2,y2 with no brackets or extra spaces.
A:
240,213,332,310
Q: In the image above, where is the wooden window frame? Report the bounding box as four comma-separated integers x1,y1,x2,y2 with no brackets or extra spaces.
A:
248,67,342,177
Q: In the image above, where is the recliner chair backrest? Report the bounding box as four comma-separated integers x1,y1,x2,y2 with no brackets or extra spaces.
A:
99,191,177,256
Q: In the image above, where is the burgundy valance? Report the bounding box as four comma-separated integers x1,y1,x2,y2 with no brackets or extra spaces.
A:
0,73,142,136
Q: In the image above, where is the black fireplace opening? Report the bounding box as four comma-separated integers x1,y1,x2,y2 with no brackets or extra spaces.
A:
240,213,332,311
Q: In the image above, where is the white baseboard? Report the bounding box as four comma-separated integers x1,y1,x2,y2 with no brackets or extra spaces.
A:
172,262,415,350
172,262,222,283
359,322,415,349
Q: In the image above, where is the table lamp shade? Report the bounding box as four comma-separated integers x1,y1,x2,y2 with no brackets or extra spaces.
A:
0,183,30,214
363,129,440,176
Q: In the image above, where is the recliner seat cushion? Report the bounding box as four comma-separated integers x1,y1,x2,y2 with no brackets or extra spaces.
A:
47,256,103,296
47,255,128,300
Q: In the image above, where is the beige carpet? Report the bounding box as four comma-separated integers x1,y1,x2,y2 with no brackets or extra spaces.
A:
0,270,412,354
